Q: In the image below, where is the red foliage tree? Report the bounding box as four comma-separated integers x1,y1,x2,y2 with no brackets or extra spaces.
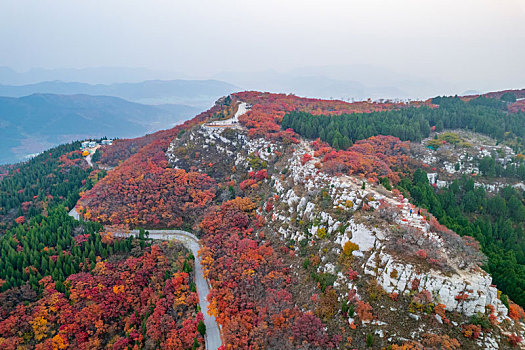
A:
199,198,340,349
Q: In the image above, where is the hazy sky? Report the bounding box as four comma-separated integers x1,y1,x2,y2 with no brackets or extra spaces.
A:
1,0,524,90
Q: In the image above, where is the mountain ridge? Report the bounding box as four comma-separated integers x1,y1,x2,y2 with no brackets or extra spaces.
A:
0,79,240,108
76,89,525,348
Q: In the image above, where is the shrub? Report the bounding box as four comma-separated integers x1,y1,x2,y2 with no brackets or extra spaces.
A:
366,333,374,347
302,259,310,269
500,294,509,309
348,303,355,317
343,241,359,256
507,333,523,347
508,302,525,320
416,249,427,259
347,268,358,280
239,179,257,191
462,324,481,339
455,292,469,301
197,320,206,336
255,169,268,181
341,300,349,314
421,333,461,350
411,278,420,291
470,312,491,330
301,153,313,165
356,300,373,322
388,292,399,301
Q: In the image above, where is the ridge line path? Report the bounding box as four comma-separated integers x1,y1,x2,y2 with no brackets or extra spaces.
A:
68,206,222,350
206,101,248,127
117,229,222,350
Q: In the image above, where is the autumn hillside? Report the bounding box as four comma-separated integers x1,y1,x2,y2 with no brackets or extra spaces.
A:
70,89,525,348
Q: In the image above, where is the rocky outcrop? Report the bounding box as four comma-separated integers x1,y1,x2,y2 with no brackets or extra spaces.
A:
368,251,507,318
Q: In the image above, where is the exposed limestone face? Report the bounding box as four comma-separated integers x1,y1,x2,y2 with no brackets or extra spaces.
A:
368,251,507,318
272,139,510,320
166,124,524,347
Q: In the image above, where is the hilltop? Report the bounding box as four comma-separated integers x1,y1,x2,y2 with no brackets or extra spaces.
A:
69,89,525,348
1,89,525,349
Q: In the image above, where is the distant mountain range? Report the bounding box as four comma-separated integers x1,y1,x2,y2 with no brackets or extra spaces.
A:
212,64,454,101
0,66,189,85
0,93,201,164
0,79,240,108
0,65,457,102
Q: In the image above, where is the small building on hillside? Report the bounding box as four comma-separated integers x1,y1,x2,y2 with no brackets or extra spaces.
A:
88,141,97,148
81,141,90,149
101,139,113,145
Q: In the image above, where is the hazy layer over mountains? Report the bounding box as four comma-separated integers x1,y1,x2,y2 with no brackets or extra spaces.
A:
0,77,239,108
1,64,476,101
0,64,502,164
0,69,241,164
0,94,200,164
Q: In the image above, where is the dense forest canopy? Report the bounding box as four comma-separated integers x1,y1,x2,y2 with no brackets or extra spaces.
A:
399,171,525,306
281,96,525,151
0,140,206,349
0,142,104,231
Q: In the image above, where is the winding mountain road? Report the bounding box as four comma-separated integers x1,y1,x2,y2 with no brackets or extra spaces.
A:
68,206,222,349
120,230,222,350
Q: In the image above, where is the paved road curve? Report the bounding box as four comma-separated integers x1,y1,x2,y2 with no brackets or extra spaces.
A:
117,230,222,350
68,207,222,350
206,102,248,127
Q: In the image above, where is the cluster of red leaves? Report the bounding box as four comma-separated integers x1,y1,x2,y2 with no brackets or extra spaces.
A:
508,100,525,113
233,91,407,144
240,169,269,193
347,268,358,281
0,244,204,349
199,197,341,349
79,101,234,228
58,150,88,170
462,324,482,339
486,304,498,325
239,179,258,191
434,303,450,324
411,278,420,291
79,141,216,227
455,292,469,302
507,333,523,347
99,103,224,167
388,292,399,301
416,249,428,259
420,333,461,350
312,136,413,183
355,300,374,322
508,301,525,321
301,153,313,165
